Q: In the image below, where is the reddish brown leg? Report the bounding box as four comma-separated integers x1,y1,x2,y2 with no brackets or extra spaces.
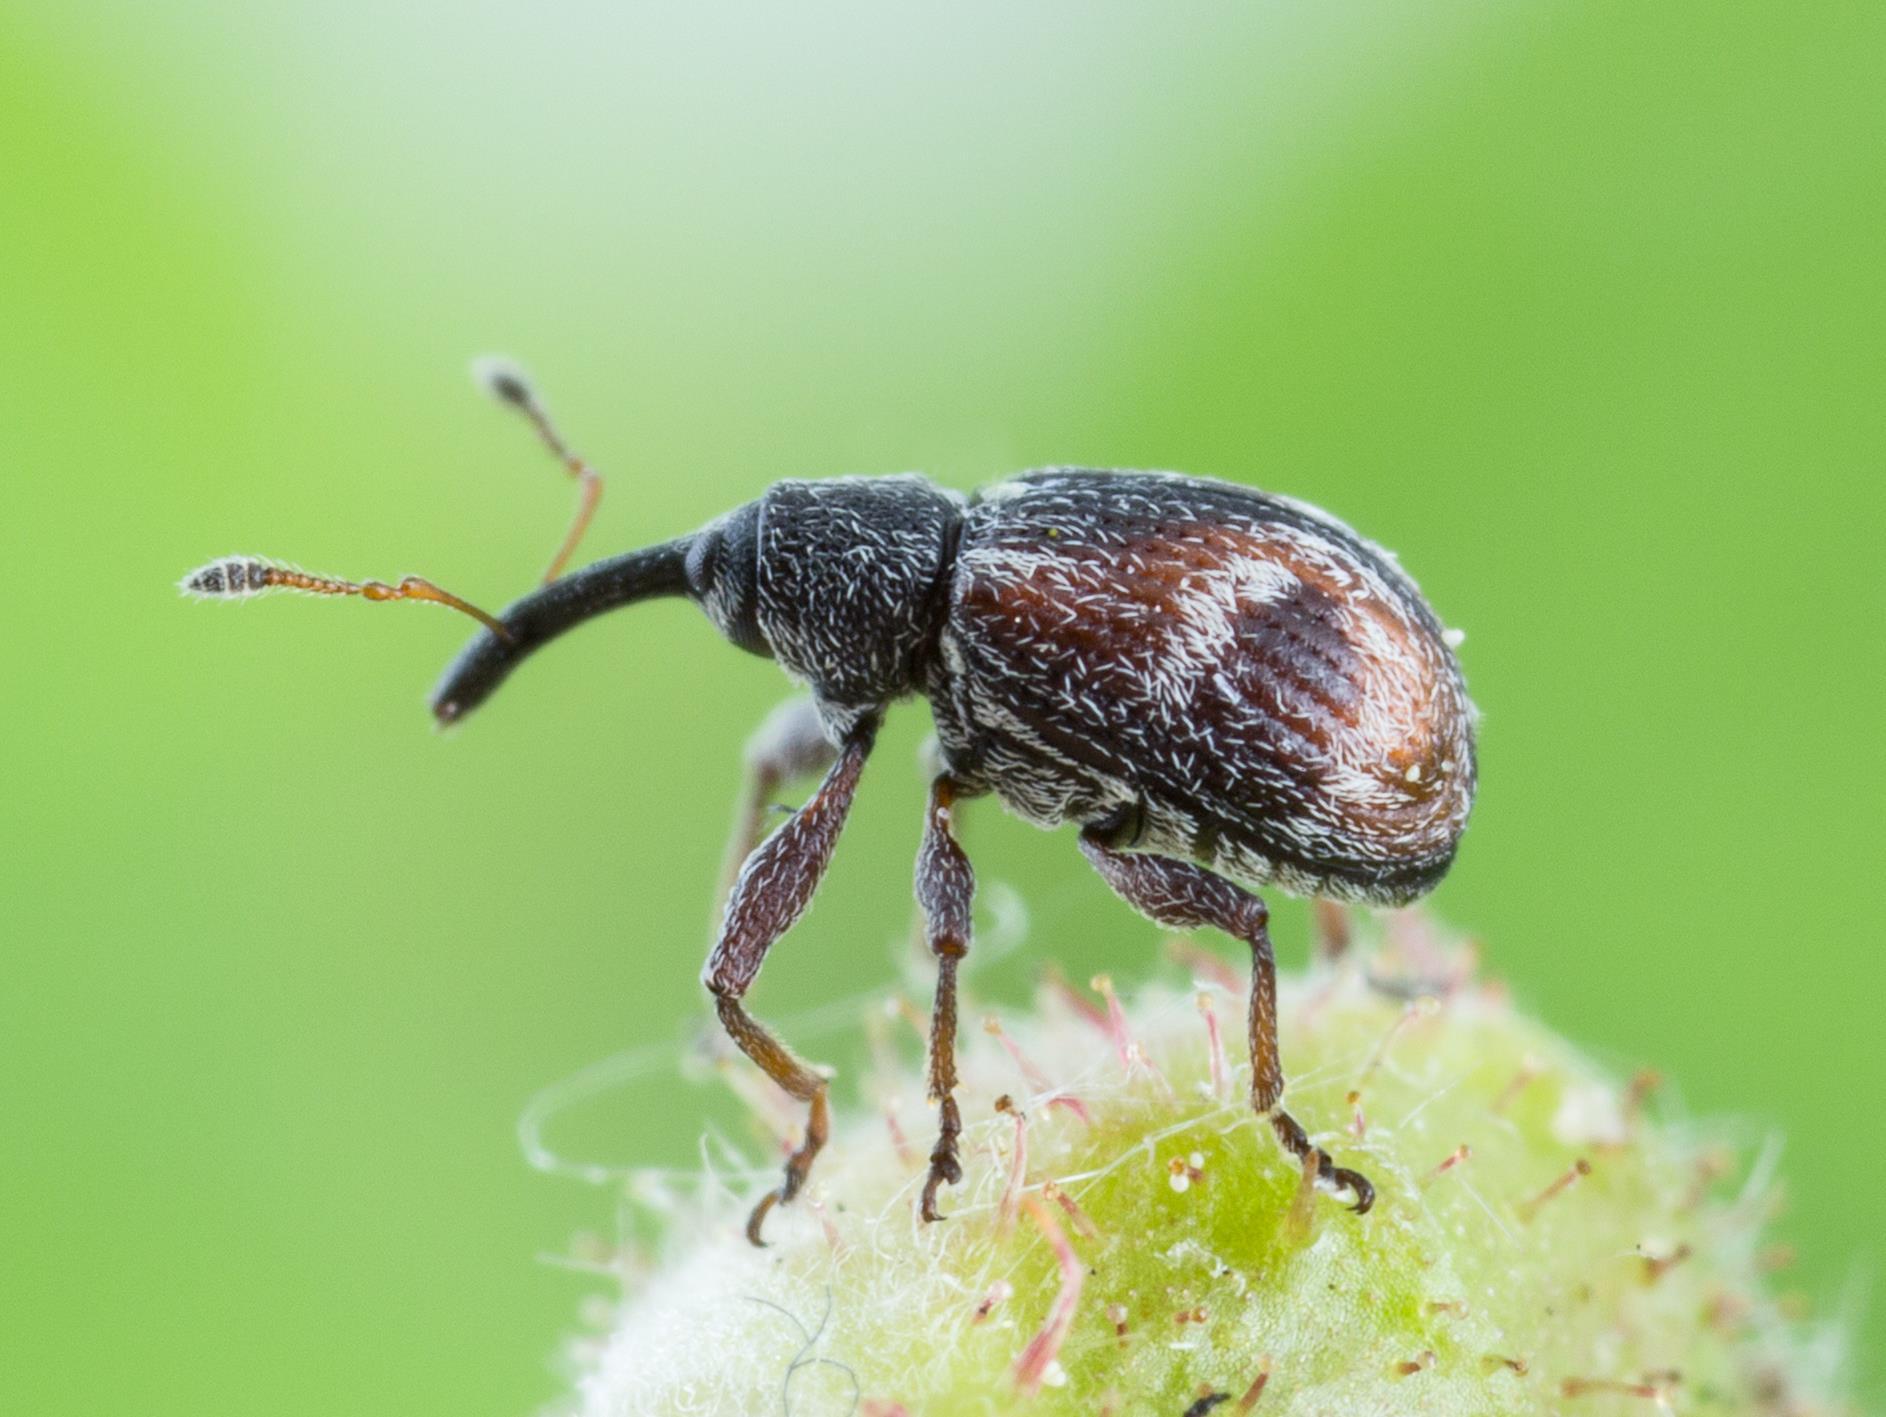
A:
1077,834,1375,1214
915,776,976,1221
711,697,838,930
703,716,877,1244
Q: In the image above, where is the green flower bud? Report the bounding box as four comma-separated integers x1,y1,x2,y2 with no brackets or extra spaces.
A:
553,920,1844,1415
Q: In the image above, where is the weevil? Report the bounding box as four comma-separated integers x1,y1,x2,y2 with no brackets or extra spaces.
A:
183,360,1476,1242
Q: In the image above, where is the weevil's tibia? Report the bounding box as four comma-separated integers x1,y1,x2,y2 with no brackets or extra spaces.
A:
471,355,605,584
916,775,976,1223
179,556,512,640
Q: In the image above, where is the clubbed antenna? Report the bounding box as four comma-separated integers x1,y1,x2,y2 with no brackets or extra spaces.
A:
179,556,512,640
470,354,604,584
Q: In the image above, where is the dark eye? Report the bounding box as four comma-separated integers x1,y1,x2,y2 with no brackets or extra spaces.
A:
686,510,770,658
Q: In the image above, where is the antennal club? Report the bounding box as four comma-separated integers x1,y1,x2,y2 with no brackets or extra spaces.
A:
179,556,513,641
471,355,605,584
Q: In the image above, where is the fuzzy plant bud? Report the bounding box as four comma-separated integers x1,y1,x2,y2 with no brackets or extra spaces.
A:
545,917,1846,1415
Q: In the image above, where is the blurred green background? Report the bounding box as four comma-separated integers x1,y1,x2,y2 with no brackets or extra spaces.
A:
3,2,1880,1412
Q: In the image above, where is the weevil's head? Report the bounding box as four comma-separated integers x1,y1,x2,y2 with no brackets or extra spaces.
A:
430,474,964,730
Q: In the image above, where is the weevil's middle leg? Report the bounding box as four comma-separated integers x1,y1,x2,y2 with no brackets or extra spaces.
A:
1077,834,1375,1214
703,717,876,1245
915,776,976,1221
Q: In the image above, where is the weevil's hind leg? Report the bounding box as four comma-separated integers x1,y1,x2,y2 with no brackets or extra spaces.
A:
1077,834,1375,1214
711,697,839,931
704,717,878,1245
915,776,976,1221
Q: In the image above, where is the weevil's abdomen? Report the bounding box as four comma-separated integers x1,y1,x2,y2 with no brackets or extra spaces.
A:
927,469,1476,905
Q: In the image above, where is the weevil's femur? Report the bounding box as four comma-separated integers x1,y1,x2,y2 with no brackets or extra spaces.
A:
430,538,695,723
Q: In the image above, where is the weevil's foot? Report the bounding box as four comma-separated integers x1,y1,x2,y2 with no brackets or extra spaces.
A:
744,1190,783,1247
745,1164,812,1246
920,1150,963,1223
1268,1108,1375,1215
920,1094,964,1222
1331,1164,1376,1214
744,1092,829,1247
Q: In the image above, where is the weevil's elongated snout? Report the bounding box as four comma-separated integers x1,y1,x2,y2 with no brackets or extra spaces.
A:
430,537,696,724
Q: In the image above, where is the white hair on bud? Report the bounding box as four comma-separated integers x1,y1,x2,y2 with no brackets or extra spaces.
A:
541,914,1842,1415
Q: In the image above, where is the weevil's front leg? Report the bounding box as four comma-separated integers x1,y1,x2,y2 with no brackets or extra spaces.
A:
704,716,877,1245
1077,834,1375,1214
711,697,839,929
915,776,976,1221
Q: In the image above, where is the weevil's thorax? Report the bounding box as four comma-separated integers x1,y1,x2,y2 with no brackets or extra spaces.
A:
689,475,965,736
